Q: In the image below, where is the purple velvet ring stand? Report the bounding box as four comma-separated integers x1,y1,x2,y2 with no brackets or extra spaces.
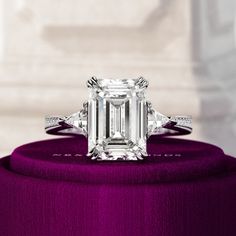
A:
1,136,236,236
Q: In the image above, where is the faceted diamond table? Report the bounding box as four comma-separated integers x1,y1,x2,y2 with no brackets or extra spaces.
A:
0,136,236,236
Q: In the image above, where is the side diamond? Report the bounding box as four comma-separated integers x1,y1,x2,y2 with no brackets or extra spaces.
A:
65,102,88,136
147,101,170,136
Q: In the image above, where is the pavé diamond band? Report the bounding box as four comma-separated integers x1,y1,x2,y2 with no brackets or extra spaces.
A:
45,77,192,161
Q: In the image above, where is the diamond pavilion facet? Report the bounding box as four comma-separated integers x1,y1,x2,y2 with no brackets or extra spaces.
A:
87,78,148,160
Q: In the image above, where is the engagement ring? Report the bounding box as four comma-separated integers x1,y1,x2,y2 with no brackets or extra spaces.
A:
45,77,192,160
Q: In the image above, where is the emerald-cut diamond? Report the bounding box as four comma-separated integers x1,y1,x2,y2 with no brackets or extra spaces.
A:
87,77,148,160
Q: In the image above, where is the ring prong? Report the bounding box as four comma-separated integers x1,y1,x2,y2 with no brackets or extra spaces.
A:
135,76,149,89
87,76,102,90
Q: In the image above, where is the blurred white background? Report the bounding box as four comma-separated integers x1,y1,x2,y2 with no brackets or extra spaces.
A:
0,0,236,157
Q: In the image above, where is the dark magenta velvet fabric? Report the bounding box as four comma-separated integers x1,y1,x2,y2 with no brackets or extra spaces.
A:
0,136,236,236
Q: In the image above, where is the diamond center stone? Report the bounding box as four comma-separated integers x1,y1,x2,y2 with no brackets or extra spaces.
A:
87,78,148,160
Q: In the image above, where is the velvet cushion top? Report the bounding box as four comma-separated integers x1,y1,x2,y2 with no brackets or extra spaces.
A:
10,136,231,184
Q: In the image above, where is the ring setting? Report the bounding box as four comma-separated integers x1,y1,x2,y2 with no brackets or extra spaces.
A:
45,77,192,161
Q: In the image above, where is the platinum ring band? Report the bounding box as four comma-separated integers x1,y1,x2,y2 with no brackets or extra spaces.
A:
45,114,192,137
